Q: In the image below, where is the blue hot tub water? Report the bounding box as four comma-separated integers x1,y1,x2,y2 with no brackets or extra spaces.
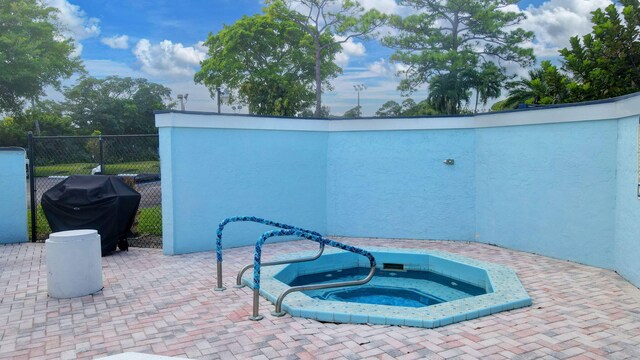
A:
283,267,487,308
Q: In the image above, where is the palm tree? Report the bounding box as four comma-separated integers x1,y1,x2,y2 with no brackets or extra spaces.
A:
427,72,472,114
497,61,570,110
472,63,506,113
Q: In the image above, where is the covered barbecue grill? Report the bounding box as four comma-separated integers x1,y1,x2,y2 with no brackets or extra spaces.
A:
41,175,141,255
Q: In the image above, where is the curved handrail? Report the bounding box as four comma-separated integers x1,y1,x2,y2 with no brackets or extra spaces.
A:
215,216,321,290
235,243,325,287
250,229,376,321
272,263,375,316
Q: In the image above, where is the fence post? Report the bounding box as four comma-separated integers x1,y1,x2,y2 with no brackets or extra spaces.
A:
99,135,105,174
27,132,37,242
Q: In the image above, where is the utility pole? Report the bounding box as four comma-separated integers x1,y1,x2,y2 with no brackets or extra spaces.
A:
353,84,367,118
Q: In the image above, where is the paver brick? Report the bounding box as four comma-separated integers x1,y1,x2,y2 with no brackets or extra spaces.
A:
1,239,639,359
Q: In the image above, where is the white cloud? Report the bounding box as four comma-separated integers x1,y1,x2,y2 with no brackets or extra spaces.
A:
132,39,207,77
45,0,100,55
519,0,613,57
101,35,130,49
367,59,408,78
334,36,366,67
359,0,402,14
83,59,144,78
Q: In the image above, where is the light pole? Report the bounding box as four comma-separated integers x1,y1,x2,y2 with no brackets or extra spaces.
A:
177,93,188,111
353,84,367,117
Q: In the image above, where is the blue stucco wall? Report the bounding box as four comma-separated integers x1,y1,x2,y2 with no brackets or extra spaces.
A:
0,148,28,244
475,120,619,269
326,130,476,240
614,117,640,287
157,100,640,287
160,128,328,254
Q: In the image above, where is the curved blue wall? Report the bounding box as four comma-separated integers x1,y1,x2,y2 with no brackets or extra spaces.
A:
615,117,640,286
327,130,475,240
156,95,640,287
475,120,619,269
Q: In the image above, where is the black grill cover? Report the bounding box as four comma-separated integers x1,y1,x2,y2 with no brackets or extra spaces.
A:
41,175,141,255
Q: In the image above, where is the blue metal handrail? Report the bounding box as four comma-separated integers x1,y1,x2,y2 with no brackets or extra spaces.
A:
215,216,322,290
250,229,376,321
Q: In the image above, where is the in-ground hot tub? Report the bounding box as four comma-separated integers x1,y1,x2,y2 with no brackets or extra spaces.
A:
245,247,531,328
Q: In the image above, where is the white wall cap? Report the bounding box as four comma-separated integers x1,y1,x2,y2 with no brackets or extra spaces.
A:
155,92,640,132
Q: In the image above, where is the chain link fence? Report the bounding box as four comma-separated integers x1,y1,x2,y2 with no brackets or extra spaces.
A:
27,134,162,248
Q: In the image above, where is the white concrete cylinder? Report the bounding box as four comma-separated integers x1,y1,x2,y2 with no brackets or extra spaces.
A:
46,229,103,298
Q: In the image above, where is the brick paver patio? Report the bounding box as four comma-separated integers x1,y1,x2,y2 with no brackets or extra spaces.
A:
1,238,639,359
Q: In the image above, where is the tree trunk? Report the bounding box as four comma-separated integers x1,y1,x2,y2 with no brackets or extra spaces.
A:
314,39,322,117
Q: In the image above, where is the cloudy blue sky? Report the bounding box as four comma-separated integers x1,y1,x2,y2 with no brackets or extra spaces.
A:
45,0,615,115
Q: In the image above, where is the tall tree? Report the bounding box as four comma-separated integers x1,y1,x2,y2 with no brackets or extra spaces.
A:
426,71,473,115
383,0,534,114
0,0,84,114
560,0,640,101
195,2,340,116
275,0,386,116
471,62,506,112
64,76,173,135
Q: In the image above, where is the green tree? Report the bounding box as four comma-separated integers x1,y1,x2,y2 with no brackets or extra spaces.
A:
63,76,173,135
343,105,362,118
426,71,473,115
471,62,506,112
559,0,640,101
374,98,441,117
383,0,534,114
300,105,331,118
494,60,570,110
275,0,386,116
195,2,339,116
375,100,403,117
0,0,84,114
0,101,74,146
0,117,30,147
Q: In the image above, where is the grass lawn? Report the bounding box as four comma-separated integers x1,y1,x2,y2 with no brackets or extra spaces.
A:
35,161,160,177
28,206,51,240
137,206,162,236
